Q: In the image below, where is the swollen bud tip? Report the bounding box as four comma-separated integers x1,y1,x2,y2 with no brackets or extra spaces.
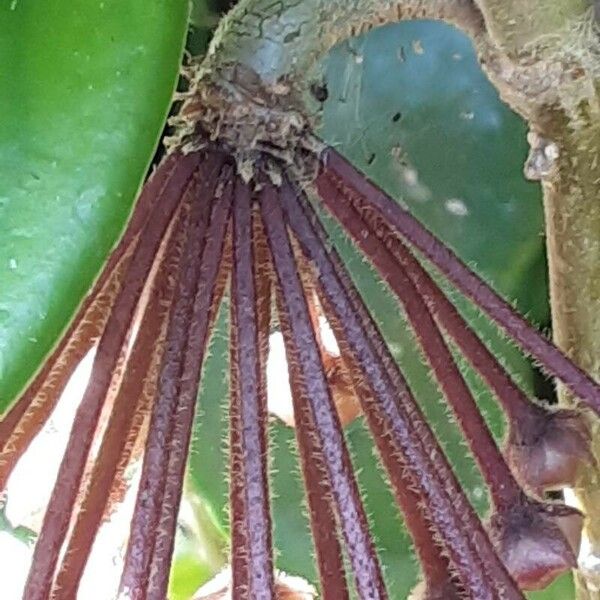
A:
506,406,593,493
489,497,582,590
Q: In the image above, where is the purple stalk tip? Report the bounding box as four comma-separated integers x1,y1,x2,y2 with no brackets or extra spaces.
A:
488,497,582,590
506,406,594,493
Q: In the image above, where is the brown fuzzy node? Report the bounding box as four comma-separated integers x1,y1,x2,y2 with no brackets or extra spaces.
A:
167,63,324,183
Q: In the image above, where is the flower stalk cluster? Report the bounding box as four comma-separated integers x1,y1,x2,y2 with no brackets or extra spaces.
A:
1,137,594,598
1,0,600,598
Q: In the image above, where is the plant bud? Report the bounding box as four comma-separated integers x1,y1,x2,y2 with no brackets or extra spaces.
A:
488,497,583,590
506,407,593,493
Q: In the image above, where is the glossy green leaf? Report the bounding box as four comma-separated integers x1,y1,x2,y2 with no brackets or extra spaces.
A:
0,0,190,410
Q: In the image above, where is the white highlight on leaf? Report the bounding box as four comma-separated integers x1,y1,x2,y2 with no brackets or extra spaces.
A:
444,198,469,217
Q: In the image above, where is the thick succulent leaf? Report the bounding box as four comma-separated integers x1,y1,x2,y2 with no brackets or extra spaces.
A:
320,20,548,325
0,0,190,410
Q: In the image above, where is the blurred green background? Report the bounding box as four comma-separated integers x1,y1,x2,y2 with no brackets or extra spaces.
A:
0,0,569,598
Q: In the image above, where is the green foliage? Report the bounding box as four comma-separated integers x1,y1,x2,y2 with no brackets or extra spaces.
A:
0,0,189,410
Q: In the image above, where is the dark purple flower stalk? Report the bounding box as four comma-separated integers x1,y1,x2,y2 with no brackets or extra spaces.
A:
320,172,523,510
116,156,218,598
273,245,351,600
228,199,273,598
293,259,459,600
282,343,351,600
316,170,592,495
228,180,275,600
120,158,232,600
312,158,584,590
262,183,389,599
0,154,180,489
282,205,460,600
294,259,448,592
317,148,600,416
145,169,233,600
23,152,203,600
297,249,462,600
50,188,189,600
279,182,524,598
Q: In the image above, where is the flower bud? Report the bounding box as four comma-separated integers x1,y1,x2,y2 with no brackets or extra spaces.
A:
488,497,582,590
506,406,593,493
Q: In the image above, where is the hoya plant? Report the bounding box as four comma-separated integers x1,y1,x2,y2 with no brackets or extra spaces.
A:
1,0,600,599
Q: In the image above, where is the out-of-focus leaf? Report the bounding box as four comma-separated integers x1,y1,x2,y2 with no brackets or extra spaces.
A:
0,0,190,411
169,492,228,600
320,20,548,324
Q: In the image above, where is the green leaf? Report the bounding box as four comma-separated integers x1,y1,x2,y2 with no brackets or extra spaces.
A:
320,20,548,325
169,492,228,600
0,0,190,411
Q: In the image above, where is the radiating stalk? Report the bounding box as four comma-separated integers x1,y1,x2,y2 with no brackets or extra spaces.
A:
228,204,271,596
317,297,459,599
146,168,234,600
293,255,362,427
119,154,224,599
0,246,131,493
291,236,449,595
281,250,351,598
317,147,600,414
316,182,522,511
307,177,581,590
22,152,203,600
280,181,523,599
294,206,463,595
321,179,535,421
276,289,350,600
228,180,275,600
229,315,249,596
320,185,592,491
260,184,388,600
0,153,180,459
49,192,190,599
